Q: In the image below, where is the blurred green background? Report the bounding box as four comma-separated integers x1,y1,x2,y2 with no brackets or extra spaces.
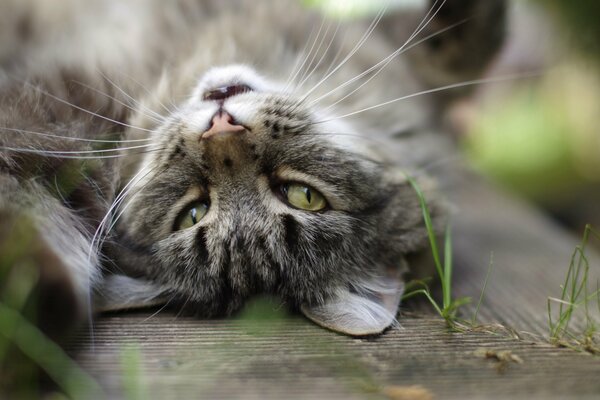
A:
463,0,600,230
308,0,600,232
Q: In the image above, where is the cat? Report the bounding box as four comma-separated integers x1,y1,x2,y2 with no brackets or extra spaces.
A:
0,0,505,340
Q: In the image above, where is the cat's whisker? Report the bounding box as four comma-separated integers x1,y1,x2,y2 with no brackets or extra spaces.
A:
320,19,468,112
173,295,192,321
89,163,162,261
295,18,341,91
295,18,333,89
101,169,166,251
70,79,166,125
76,160,158,346
305,130,389,147
108,69,178,116
0,126,153,143
97,70,171,121
139,295,177,324
313,10,471,109
0,146,166,159
309,0,450,108
21,80,154,133
298,7,386,101
320,32,349,85
314,72,542,123
283,27,317,93
1,142,161,155
286,14,328,93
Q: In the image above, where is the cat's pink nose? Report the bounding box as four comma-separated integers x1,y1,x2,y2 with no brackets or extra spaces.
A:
201,111,245,140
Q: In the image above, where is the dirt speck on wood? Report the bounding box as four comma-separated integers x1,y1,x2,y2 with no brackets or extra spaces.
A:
382,385,434,400
474,347,524,373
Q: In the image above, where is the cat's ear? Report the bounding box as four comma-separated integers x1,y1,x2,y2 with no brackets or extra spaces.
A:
383,0,506,93
94,275,170,312
300,272,404,336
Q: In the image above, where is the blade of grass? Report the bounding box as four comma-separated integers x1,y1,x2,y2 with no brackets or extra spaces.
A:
121,343,146,400
443,224,452,311
0,303,102,398
406,176,444,282
471,252,494,325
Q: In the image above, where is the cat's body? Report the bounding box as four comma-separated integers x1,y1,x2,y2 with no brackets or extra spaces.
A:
0,0,504,339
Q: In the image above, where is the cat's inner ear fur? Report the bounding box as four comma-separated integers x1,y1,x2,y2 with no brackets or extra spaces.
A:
300,268,405,336
382,0,506,95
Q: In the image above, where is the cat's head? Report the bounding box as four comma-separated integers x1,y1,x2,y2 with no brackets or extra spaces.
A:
108,0,505,336
114,64,433,335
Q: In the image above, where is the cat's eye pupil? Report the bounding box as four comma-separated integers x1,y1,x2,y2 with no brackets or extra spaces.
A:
280,182,327,212
190,208,197,224
203,84,252,101
175,201,209,231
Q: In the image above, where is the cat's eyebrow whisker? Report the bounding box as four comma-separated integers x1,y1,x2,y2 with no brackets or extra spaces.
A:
323,21,468,112
70,79,166,125
0,126,153,143
285,14,328,93
296,18,341,91
283,23,320,92
21,80,154,133
299,7,387,101
295,18,333,89
315,17,471,110
322,27,350,79
313,72,542,124
309,0,453,108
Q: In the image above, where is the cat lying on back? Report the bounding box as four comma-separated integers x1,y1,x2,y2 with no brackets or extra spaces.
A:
0,0,504,339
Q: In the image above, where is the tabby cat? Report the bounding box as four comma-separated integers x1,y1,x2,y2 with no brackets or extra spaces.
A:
0,0,505,339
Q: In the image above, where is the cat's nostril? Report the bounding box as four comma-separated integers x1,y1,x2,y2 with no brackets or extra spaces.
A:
202,111,246,140
203,84,252,102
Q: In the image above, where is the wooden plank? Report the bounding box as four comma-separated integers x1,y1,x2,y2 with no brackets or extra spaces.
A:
70,313,600,399
413,162,600,336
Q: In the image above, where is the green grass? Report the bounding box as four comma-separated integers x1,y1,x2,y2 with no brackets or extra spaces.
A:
0,302,102,398
120,343,146,400
547,224,600,353
402,176,470,327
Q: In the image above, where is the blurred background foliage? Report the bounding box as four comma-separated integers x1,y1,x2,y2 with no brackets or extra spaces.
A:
463,0,600,230
308,0,600,232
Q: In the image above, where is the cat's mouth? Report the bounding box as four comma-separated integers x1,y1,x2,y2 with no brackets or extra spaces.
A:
203,84,253,102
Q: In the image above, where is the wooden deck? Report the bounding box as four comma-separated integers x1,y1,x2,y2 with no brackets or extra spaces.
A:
67,172,600,399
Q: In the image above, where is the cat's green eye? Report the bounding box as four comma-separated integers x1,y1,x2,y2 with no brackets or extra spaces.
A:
282,183,327,211
175,202,209,230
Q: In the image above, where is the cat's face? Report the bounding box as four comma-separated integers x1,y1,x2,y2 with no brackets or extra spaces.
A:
110,0,505,336
118,65,429,334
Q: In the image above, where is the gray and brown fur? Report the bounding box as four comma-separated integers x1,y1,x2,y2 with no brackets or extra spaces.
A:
0,0,505,338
